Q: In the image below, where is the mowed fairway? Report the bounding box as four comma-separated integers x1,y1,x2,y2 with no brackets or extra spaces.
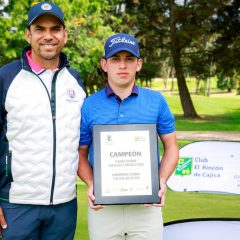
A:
74,92,240,240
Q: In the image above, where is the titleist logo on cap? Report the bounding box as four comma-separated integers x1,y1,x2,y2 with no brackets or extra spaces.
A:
109,37,136,47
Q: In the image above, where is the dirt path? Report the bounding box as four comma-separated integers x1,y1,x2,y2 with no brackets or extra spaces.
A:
176,131,240,141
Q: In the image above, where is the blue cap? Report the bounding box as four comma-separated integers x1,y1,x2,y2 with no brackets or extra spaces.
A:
104,33,140,59
28,2,65,27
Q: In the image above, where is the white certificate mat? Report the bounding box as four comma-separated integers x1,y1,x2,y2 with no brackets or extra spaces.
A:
100,130,152,196
93,124,160,205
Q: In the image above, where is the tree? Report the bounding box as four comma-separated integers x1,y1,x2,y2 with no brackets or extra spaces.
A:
210,0,240,93
168,0,199,117
0,0,27,66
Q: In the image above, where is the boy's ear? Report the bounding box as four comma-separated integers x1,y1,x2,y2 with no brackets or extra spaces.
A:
136,58,143,72
100,58,108,72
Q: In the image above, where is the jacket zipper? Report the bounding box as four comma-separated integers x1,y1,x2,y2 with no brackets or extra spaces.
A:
49,71,59,205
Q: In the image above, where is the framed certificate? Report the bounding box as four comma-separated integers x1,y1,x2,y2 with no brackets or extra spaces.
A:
93,124,160,205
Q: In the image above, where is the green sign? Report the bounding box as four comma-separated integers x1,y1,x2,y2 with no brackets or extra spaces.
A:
175,157,193,176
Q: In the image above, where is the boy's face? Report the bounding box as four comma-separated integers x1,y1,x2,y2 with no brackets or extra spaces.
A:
101,51,142,89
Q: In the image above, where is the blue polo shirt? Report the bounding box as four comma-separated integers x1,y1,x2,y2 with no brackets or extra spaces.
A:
80,84,175,167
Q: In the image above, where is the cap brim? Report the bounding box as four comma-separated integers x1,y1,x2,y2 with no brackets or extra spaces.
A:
105,47,140,59
28,13,65,27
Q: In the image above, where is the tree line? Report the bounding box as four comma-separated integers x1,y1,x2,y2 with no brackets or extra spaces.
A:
0,0,239,118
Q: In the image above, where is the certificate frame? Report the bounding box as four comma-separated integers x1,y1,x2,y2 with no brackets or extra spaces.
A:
93,124,160,205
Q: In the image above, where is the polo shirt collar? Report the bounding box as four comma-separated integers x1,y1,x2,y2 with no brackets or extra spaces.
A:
105,83,139,97
26,50,46,74
21,46,70,72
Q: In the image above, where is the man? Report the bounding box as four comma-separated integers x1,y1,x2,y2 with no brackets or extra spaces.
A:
0,2,85,239
78,33,179,240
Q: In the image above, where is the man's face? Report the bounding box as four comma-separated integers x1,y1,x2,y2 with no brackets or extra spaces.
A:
25,14,67,67
101,51,142,89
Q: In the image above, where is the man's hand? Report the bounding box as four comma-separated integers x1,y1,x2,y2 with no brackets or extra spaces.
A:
143,181,166,207
0,206,7,237
88,184,105,211
157,181,167,206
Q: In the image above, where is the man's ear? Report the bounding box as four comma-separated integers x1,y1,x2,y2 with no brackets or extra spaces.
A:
136,58,143,72
64,28,68,44
100,58,108,72
25,28,31,44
